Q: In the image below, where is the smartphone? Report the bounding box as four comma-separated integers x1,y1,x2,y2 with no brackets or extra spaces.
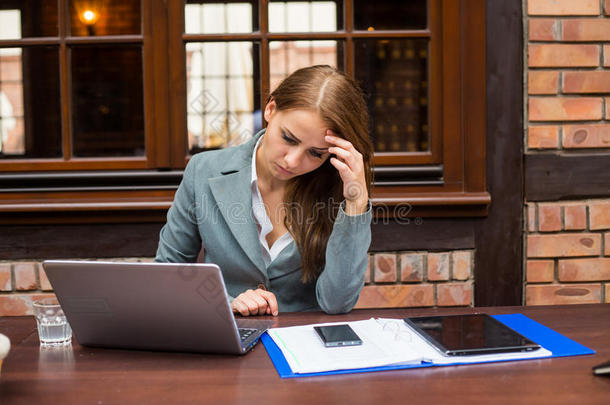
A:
313,324,363,347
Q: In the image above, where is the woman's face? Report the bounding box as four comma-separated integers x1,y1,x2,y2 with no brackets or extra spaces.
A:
259,99,332,181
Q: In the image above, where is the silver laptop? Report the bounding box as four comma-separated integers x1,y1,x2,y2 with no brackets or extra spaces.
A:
42,260,274,355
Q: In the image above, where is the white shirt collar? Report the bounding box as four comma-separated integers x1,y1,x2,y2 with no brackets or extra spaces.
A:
251,135,264,186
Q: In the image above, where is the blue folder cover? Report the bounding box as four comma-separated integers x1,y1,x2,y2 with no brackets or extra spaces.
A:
261,313,595,378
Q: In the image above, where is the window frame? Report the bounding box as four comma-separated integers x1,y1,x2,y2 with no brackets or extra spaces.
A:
171,0,441,166
0,0,489,223
371,0,489,215
0,0,166,171
169,0,489,215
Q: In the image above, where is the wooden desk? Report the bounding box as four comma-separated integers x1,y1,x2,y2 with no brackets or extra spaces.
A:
1,305,609,404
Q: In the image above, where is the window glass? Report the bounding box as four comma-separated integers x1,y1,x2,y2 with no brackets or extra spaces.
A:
0,9,21,40
69,0,141,36
0,47,24,156
71,46,145,157
0,47,61,159
269,1,340,32
355,39,429,152
186,42,260,153
185,2,255,34
269,40,342,91
0,2,58,39
354,0,427,31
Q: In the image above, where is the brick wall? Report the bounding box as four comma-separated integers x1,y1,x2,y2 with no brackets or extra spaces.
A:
0,258,152,316
355,250,474,309
525,0,610,304
526,200,610,304
0,252,474,315
0,261,56,316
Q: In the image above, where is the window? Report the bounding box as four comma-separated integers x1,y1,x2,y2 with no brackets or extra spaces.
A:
0,0,488,223
176,0,433,159
171,0,489,215
0,0,149,166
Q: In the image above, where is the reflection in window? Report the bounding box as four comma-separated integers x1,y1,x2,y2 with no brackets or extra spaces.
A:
269,41,340,91
0,3,58,38
269,1,338,32
355,39,429,152
354,0,427,31
186,42,259,153
185,2,254,34
0,47,62,159
0,48,24,155
70,0,141,37
71,46,145,157
0,9,21,40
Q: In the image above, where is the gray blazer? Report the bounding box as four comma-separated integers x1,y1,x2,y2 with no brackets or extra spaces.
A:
155,130,372,314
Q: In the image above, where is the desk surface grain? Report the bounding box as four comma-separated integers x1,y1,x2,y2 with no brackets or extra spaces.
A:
1,305,609,405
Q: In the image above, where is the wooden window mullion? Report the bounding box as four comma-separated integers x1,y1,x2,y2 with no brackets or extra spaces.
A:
168,0,188,168
260,0,270,105
345,0,354,76
59,0,72,161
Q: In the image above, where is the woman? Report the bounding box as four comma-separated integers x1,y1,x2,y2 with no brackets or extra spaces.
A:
155,65,373,316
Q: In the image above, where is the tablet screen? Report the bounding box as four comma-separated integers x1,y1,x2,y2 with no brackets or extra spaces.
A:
403,314,541,356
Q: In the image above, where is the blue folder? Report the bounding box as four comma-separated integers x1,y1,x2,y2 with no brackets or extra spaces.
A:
261,313,595,378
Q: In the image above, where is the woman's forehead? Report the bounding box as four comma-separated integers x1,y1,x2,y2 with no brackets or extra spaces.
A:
277,109,331,145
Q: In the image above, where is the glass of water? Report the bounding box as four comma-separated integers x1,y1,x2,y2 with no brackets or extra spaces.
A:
32,298,72,346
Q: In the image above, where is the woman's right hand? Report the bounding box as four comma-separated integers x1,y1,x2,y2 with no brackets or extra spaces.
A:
231,288,279,316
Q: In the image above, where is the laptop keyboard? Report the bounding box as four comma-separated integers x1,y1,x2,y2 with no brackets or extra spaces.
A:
239,328,257,342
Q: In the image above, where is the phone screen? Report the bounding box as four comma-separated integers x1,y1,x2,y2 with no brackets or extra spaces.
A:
313,324,363,347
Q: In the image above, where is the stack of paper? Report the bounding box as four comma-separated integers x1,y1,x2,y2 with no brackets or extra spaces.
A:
266,318,552,374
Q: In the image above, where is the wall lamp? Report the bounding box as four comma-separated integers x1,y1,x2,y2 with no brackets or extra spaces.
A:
75,1,103,36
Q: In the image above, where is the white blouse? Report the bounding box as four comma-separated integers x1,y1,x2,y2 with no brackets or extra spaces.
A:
250,136,294,268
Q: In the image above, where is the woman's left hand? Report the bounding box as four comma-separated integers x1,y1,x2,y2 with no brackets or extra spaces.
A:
326,130,369,215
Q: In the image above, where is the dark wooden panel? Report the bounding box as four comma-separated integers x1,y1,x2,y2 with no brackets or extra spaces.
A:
1,219,473,258
0,170,183,192
0,223,163,259
0,166,444,192
474,0,523,306
462,0,487,193
370,218,475,252
525,154,610,201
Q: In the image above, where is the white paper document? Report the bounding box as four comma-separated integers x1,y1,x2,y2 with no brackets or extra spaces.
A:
267,318,553,374
267,318,422,374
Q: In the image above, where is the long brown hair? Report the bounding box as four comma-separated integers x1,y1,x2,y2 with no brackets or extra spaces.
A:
268,65,373,282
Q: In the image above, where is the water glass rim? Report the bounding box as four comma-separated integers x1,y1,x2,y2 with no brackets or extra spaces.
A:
32,298,60,308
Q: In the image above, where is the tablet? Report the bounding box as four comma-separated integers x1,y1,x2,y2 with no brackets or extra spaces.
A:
403,314,541,356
